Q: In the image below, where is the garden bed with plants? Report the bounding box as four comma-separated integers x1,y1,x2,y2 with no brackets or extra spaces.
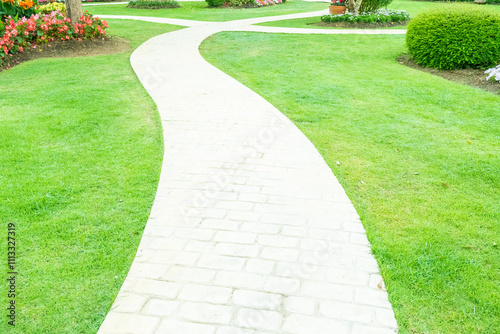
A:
319,9,409,27
0,0,110,70
320,0,411,26
206,0,285,8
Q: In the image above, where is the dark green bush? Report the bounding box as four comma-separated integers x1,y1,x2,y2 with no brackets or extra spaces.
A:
406,5,500,70
359,0,393,13
127,0,180,9
205,0,225,7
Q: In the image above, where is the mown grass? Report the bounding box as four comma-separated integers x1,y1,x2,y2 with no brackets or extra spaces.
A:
84,0,328,21
200,32,500,333
0,20,182,333
257,0,500,28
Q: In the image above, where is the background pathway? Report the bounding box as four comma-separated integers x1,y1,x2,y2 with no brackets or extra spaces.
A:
97,12,402,334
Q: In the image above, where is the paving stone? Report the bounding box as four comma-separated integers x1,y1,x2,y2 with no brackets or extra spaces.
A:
142,299,179,316
214,230,257,245
99,313,159,334
234,308,283,331
110,293,147,313
282,314,350,334
178,284,233,304
261,247,299,262
375,307,399,328
163,266,215,284
258,234,298,248
354,287,393,308
283,296,316,315
214,271,266,290
178,302,233,325
232,289,282,310
197,253,246,271
319,300,374,324
245,258,275,275
215,242,261,258
301,281,354,302
262,276,300,295
132,279,181,299
240,221,281,234
149,250,200,266
158,319,216,334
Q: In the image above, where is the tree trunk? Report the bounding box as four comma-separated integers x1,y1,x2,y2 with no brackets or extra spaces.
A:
66,0,83,23
348,0,363,15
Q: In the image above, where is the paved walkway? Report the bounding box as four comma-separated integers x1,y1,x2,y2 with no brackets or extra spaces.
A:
97,11,403,334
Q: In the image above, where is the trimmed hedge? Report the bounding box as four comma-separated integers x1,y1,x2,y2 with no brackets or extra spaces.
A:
406,5,500,70
127,0,180,9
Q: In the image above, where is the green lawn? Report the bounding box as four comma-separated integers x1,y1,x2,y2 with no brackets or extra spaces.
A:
257,0,500,28
84,0,328,21
200,32,500,333
0,20,182,333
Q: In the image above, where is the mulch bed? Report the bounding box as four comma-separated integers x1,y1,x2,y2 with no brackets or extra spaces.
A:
0,36,130,72
311,21,408,29
398,53,500,95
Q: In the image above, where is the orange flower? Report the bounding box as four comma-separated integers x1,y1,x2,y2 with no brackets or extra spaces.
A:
19,0,34,9
2,0,15,5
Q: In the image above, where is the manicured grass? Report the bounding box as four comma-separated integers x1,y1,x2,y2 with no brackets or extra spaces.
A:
0,20,182,333
257,0,500,28
200,32,500,333
84,0,328,21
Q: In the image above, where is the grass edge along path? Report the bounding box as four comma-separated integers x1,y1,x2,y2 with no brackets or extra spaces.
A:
200,31,500,334
0,19,183,333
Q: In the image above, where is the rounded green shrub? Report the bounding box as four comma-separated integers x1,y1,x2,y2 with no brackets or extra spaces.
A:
205,0,225,7
406,5,500,70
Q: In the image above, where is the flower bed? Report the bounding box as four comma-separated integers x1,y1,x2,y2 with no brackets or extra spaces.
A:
321,9,410,24
38,2,66,14
1,11,108,67
485,65,500,82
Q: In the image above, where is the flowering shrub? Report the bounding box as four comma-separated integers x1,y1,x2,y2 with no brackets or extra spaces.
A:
330,0,346,6
0,11,108,65
254,0,284,6
0,0,37,21
38,2,65,14
485,65,500,83
322,9,409,23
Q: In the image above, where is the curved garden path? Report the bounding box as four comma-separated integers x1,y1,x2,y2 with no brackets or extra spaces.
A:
97,10,404,334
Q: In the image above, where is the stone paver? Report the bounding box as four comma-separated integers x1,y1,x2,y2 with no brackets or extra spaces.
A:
97,11,400,334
